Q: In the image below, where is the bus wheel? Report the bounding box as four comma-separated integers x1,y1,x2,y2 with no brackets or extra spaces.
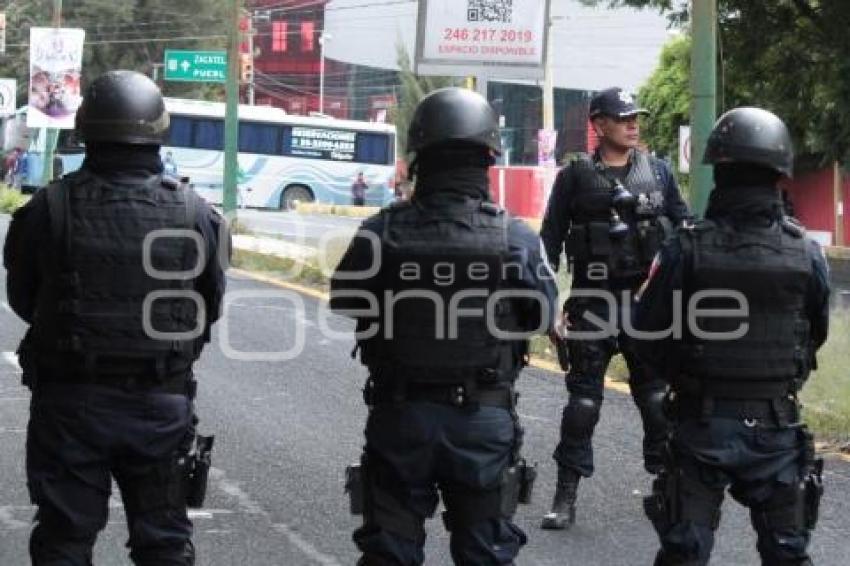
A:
280,184,314,210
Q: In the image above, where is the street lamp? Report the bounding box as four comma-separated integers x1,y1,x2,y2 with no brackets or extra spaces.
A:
319,31,332,115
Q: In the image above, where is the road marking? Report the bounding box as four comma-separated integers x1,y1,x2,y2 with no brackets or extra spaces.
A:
2,352,21,371
0,427,25,434
517,412,552,423
210,467,342,565
0,506,31,530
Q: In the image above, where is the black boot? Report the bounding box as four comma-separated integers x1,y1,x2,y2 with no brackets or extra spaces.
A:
540,467,580,530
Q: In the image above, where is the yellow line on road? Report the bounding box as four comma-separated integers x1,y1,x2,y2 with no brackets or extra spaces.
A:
230,266,633,395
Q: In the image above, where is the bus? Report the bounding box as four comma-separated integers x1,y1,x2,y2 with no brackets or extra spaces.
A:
2,97,398,209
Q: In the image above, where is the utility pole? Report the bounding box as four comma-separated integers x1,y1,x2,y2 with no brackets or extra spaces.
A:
223,0,241,216
40,0,62,187
319,32,331,114
690,0,717,216
247,12,255,106
542,17,555,132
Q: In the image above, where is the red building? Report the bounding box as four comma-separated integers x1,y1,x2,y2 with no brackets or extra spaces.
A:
247,0,350,118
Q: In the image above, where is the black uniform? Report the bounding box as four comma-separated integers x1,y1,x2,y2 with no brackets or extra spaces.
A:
540,148,690,479
331,87,558,565
634,107,830,566
3,71,229,566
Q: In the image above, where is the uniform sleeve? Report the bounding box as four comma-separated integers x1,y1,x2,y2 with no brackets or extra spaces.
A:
806,240,830,352
632,237,685,379
539,165,575,273
329,214,384,317
3,191,49,324
194,201,230,333
656,158,691,224
507,218,559,334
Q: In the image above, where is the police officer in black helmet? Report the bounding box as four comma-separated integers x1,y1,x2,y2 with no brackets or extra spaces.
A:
539,87,691,530
634,107,830,565
3,70,229,565
331,87,558,565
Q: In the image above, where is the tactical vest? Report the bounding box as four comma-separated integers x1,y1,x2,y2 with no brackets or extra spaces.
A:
358,196,523,383
565,152,668,278
32,169,204,377
676,218,813,399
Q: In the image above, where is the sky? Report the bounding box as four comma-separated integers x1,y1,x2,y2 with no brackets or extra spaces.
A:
323,0,677,93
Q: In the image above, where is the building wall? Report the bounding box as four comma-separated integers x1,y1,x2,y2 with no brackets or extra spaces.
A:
784,166,850,246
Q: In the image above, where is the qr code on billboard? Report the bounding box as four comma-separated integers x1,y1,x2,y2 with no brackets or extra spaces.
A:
467,0,513,23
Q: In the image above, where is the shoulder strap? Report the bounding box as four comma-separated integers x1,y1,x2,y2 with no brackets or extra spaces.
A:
45,180,71,262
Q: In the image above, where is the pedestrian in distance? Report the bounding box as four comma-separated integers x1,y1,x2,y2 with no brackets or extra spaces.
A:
539,86,691,530
352,171,368,206
3,70,230,566
331,87,558,565
634,107,830,566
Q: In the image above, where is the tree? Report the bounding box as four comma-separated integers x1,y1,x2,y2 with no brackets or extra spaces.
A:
0,0,230,105
584,0,850,167
389,43,460,156
637,34,689,168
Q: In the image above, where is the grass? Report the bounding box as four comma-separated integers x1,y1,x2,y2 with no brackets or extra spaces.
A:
232,249,330,291
0,185,29,214
801,310,850,445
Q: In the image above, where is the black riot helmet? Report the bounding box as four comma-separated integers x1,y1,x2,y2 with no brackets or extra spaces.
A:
75,70,169,145
407,87,501,156
703,107,794,178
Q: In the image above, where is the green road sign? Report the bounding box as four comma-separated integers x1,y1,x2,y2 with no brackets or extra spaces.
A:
164,50,227,83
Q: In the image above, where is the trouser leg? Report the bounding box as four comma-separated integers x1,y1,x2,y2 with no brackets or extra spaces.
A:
27,390,111,566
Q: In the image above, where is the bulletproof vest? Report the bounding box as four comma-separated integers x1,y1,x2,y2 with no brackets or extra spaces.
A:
565,151,668,278
677,218,813,398
359,195,522,382
32,169,204,377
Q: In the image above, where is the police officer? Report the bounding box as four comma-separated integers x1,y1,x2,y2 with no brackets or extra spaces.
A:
330,87,558,565
539,87,691,529
634,107,830,565
3,70,229,565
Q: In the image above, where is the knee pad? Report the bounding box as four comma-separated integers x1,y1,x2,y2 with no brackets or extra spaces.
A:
635,389,670,435
562,396,602,437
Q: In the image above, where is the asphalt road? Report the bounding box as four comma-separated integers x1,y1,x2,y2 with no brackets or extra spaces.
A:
233,209,361,248
1,212,850,565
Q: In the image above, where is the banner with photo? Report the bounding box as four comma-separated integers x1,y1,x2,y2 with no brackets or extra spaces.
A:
27,27,85,129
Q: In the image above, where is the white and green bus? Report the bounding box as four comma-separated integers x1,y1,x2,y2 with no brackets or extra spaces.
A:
4,97,398,209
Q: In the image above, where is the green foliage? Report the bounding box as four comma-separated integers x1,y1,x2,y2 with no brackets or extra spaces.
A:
0,0,230,104
0,185,29,214
637,34,690,193
389,43,460,156
586,0,850,167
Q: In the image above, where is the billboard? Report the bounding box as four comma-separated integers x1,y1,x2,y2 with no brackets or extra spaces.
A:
415,0,549,80
0,79,15,116
27,27,85,129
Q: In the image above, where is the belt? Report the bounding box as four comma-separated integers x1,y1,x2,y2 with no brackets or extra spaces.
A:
673,395,799,425
37,373,195,396
368,382,515,409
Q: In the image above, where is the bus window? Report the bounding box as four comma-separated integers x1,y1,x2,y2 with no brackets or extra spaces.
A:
194,119,224,150
239,122,281,155
169,116,194,148
355,132,392,165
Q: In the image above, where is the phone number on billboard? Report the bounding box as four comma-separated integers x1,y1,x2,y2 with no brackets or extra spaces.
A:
443,28,534,43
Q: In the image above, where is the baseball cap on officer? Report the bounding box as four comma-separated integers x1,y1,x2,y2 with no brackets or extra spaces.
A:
75,70,170,145
407,87,501,155
703,107,794,178
589,87,649,119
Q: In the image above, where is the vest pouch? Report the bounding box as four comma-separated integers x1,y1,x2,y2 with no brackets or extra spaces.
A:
637,220,663,264
565,224,590,262
588,222,613,257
